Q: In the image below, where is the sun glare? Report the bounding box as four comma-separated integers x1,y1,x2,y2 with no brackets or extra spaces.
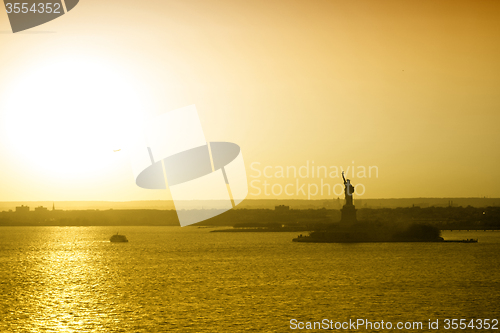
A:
2,57,145,177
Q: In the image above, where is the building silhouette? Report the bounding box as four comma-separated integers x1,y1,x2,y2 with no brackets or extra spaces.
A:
15,205,29,213
275,205,290,212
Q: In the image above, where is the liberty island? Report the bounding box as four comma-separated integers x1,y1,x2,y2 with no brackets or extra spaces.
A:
293,172,477,243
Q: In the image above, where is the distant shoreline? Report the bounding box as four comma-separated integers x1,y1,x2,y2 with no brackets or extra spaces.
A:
0,197,499,211
1,205,499,229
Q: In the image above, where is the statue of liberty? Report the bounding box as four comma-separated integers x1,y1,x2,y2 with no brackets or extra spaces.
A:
342,171,354,206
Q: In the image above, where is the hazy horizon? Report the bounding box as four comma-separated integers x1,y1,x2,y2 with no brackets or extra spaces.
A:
1,197,498,212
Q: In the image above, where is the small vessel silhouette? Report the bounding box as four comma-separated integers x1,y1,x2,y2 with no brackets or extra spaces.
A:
110,233,128,243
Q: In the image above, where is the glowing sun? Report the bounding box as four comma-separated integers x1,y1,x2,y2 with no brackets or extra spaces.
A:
2,57,145,177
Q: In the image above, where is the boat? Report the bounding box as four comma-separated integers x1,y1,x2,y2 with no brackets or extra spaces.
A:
110,233,128,242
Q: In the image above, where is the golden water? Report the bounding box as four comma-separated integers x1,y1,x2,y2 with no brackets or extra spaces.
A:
1,227,499,332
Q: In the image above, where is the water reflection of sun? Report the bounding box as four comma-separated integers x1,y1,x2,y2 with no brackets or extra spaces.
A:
21,229,111,331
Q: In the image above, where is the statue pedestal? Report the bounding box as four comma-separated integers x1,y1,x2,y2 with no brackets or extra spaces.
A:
340,205,357,223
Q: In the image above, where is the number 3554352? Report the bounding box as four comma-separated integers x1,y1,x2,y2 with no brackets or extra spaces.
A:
5,3,62,14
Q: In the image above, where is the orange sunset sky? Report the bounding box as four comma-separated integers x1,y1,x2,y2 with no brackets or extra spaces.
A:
0,0,499,201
